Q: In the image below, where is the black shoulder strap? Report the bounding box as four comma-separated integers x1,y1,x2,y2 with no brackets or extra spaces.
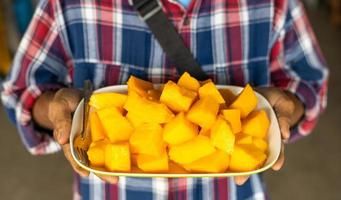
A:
131,0,208,81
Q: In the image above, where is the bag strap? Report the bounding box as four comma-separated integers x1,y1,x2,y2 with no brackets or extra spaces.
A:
131,0,208,81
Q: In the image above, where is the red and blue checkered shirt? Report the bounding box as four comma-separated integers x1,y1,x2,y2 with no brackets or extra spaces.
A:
1,0,329,199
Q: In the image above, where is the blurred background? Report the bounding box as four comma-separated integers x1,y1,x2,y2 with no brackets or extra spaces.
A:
0,0,340,199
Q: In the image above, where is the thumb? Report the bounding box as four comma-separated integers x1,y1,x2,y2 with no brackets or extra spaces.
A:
49,88,82,144
49,99,72,145
277,116,291,140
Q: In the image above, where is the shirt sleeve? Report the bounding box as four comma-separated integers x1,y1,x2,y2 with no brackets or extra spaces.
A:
1,0,72,155
269,0,329,142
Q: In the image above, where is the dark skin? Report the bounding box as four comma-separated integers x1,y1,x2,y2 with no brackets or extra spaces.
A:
33,86,304,185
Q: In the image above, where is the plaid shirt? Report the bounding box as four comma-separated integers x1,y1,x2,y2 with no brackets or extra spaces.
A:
1,0,328,199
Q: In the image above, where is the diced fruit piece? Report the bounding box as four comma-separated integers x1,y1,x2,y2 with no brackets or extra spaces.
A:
87,140,109,167
105,143,131,172
183,150,230,173
127,76,154,96
160,81,197,112
126,111,144,128
210,117,235,154
186,97,219,129
200,79,213,86
137,152,169,172
97,107,133,143
147,89,162,101
235,134,253,145
89,111,106,142
218,88,236,106
229,144,267,172
221,109,242,133
242,110,270,138
199,81,225,104
253,138,268,152
163,112,198,145
89,92,127,109
169,135,216,164
129,123,165,156
199,128,210,137
229,84,258,118
177,72,200,91
124,91,174,124
169,162,189,174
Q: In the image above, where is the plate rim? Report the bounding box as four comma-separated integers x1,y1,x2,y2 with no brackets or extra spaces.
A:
70,84,281,177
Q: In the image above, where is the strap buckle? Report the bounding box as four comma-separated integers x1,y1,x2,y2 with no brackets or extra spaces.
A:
132,0,162,20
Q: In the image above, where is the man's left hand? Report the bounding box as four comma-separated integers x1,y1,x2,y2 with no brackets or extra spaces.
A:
234,87,304,185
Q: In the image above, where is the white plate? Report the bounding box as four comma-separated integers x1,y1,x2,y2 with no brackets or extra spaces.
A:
70,85,281,178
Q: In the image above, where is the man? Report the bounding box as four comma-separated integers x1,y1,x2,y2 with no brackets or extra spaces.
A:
1,0,328,199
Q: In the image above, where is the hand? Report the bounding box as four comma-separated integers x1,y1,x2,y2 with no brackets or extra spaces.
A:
234,87,304,185
33,88,118,184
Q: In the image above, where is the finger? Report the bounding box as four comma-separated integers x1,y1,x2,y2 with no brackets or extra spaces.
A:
234,176,250,186
54,88,82,112
49,99,72,145
62,144,89,177
95,173,119,184
277,116,291,140
49,88,82,144
272,142,285,171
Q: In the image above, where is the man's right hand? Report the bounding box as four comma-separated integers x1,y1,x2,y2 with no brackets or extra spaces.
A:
33,88,119,184
33,88,89,177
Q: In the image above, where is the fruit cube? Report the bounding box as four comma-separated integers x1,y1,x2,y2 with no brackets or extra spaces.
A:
87,140,109,167
137,152,169,172
235,134,253,145
126,111,144,128
218,88,236,106
124,91,174,124
169,162,189,174
229,84,258,118
242,110,270,138
199,81,225,104
253,138,268,152
186,97,219,129
183,150,230,173
169,135,216,164
163,112,198,145
177,72,200,91
160,81,197,112
229,144,267,172
210,117,235,154
89,111,106,142
105,142,131,172
147,89,162,101
129,123,165,156
127,76,154,97
89,92,127,109
97,107,133,143
221,109,242,133
200,79,213,86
